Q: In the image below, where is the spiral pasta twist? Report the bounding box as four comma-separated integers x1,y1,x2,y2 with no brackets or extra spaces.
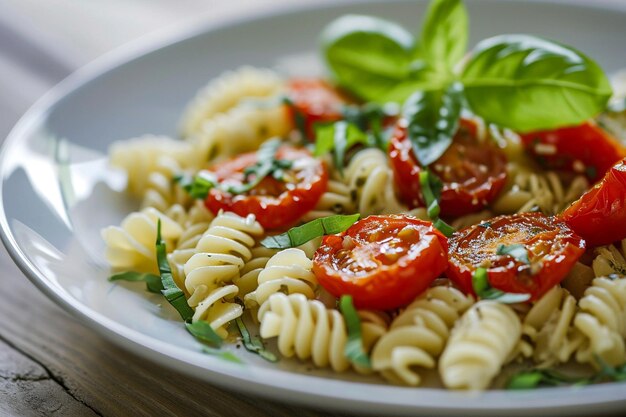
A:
592,239,626,277
344,148,406,216
521,286,584,367
439,300,522,390
234,246,277,298
109,135,193,197
370,286,474,386
140,156,191,213
574,276,626,367
302,180,355,222
180,66,285,138
244,248,318,308
102,207,183,274
183,211,263,337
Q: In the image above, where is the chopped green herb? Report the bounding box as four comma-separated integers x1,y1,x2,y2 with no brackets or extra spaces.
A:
226,138,292,194
496,243,530,265
185,321,223,348
282,96,308,139
202,347,243,364
176,170,217,199
109,271,163,293
339,295,371,368
478,222,492,229
472,267,531,304
235,317,278,362
418,170,455,237
261,213,360,249
314,121,369,174
156,219,195,321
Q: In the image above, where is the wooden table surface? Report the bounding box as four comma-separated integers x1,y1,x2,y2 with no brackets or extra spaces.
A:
0,1,351,415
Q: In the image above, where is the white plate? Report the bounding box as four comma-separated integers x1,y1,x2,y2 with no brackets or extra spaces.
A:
2,0,626,415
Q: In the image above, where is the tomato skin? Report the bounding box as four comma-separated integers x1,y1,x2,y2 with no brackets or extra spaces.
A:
205,146,328,230
286,79,347,140
312,215,449,310
388,118,508,217
560,158,626,246
447,212,586,300
520,121,626,181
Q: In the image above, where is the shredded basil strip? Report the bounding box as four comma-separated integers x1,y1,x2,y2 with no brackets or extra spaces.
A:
202,347,243,364
339,295,371,368
507,359,626,389
185,321,223,348
235,317,278,362
472,267,531,304
226,138,287,194
156,219,195,321
175,171,217,200
496,243,531,265
418,170,454,237
108,271,164,294
261,213,360,249
314,121,369,174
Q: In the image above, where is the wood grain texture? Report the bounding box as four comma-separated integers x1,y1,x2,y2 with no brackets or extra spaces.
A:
0,244,350,416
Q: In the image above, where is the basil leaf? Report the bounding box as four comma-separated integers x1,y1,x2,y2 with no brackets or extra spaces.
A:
156,220,195,321
235,317,278,362
321,14,420,102
506,371,546,389
226,139,290,194
186,321,223,348
496,243,530,264
417,170,455,237
420,0,468,74
176,171,217,200
339,295,371,368
261,214,360,249
314,121,369,173
202,347,243,364
404,82,463,166
472,267,531,304
462,34,612,132
109,271,164,294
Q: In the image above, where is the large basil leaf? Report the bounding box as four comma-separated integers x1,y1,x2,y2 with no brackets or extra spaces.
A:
321,15,434,102
462,34,612,132
420,0,468,74
403,82,463,166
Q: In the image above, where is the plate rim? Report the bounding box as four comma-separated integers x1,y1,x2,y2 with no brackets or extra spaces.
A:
2,0,626,414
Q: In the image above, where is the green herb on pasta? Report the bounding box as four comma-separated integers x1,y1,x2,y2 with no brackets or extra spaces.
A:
236,317,278,362
261,213,360,249
186,321,223,348
339,295,371,368
418,170,455,237
175,171,217,200
496,243,531,265
472,267,531,304
108,271,164,294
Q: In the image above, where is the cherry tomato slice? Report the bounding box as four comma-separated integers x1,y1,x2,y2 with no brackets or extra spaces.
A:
205,146,328,230
286,79,348,141
560,158,626,246
312,215,449,310
520,121,626,181
388,118,508,217
447,212,586,301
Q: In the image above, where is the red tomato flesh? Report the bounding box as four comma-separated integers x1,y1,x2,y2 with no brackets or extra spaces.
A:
560,158,626,246
389,118,508,217
447,212,585,301
286,79,348,141
205,146,328,230
313,215,449,310
520,121,626,181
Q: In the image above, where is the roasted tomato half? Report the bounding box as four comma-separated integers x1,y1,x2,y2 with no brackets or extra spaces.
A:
520,121,626,181
286,79,347,141
560,158,626,247
447,212,585,300
389,118,508,217
312,215,449,310
205,145,328,229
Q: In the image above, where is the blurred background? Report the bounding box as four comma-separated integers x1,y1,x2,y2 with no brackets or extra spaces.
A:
0,0,314,140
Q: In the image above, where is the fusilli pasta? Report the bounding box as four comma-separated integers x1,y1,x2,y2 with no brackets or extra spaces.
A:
439,300,521,390
371,286,474,386
592,239,626,277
